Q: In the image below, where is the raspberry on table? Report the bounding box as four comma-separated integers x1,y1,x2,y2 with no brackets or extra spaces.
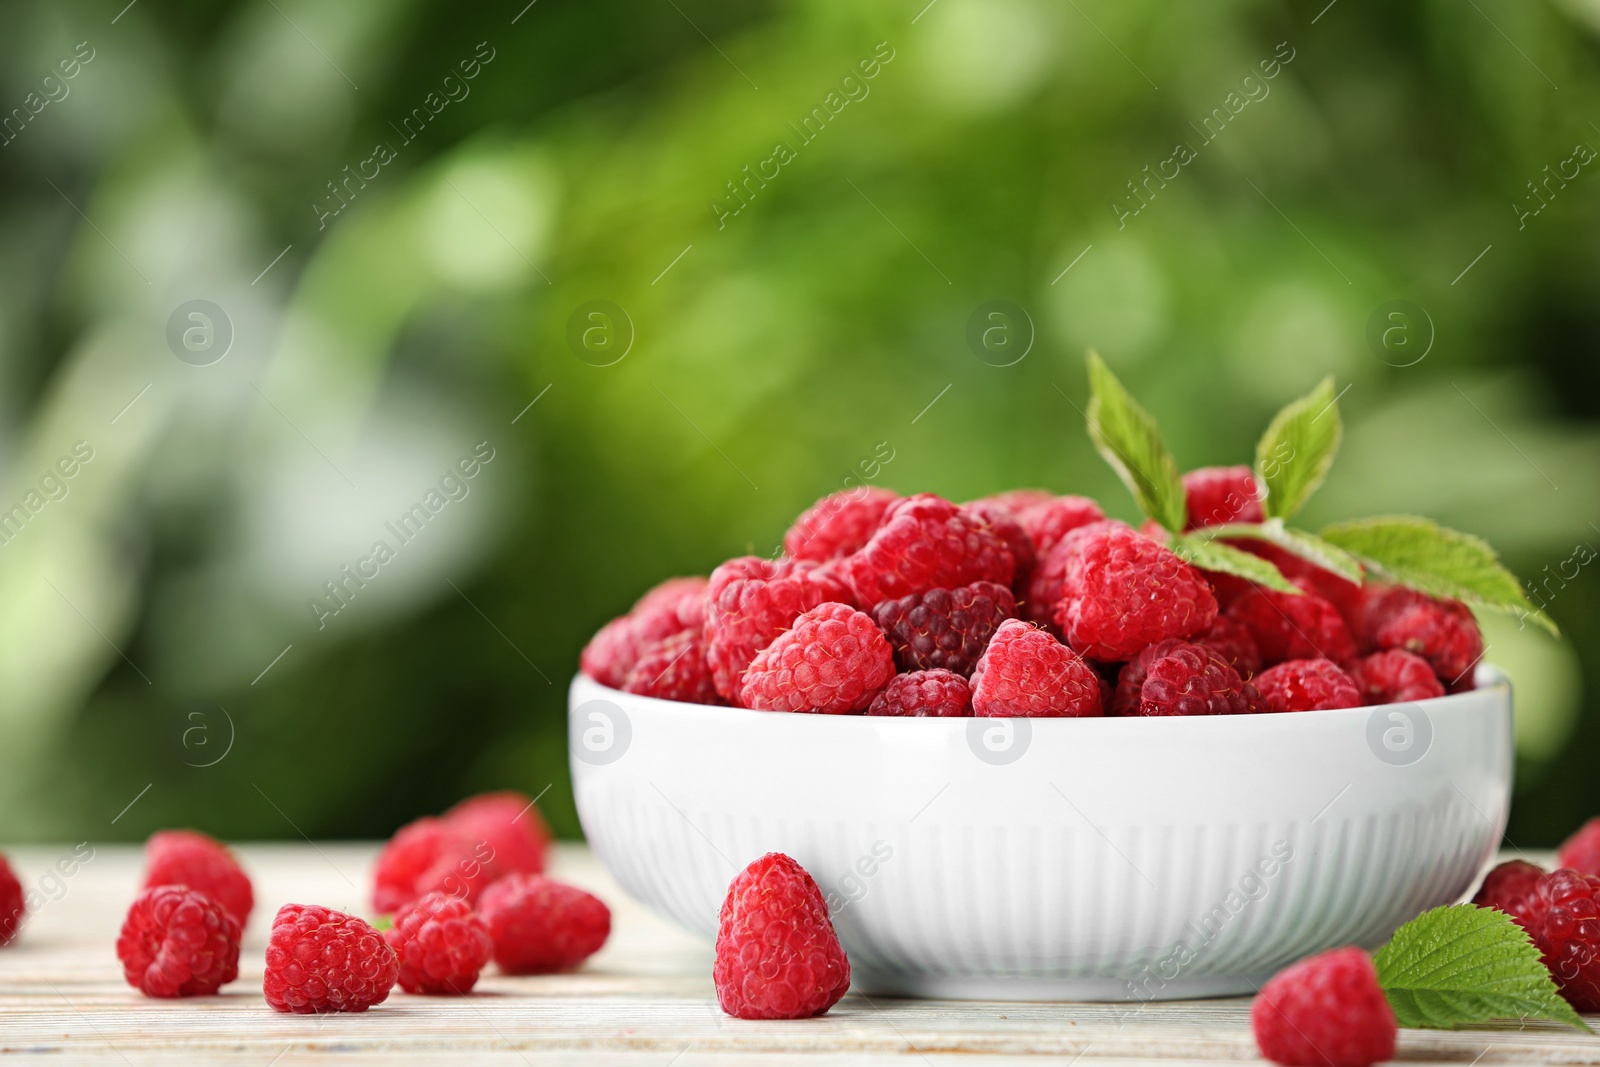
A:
478,873,611,974
963,500,1035,590
1350,649,1445,705
1251,947,1396,1067
868,669,972,716
741,603,895,714
785,487,899,561
1182,465,1264,530
1255,658,1362,712
143,830,254,928
373,817,493,913
1113,640,1259,717
1362,586,1484,688
714,853,851,1020
0,854,23,946
1470,859,1547,934
1557,817,1600,877
443,790,552,883
1225,587,1356,667
264,904,398,1013
970,619,1103,717
704,556,852,704
1057,521,1218,661
622,628,720,704
837,493,1014,608
1532,868,1600,1012
117,885,241,998
870,581,1016,677
1193,616,1263,678
580,576,708,688
1016,494,1107,560
385,891,494,995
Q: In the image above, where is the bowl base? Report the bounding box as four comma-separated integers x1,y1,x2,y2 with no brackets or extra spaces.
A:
852,970,1266,1002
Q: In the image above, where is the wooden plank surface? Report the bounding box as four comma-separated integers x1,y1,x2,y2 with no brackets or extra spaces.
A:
0,843,1595,1065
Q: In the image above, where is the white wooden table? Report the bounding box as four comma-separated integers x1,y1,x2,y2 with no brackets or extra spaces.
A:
0,844,1595,1065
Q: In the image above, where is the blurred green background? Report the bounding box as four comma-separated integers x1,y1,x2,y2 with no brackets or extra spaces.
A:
1,0,1597,846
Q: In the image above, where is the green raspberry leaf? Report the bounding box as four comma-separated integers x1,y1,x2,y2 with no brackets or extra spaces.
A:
1202,519,1366,584
1256,376,1343,521
1174,534,1300,594
1319,515,1556,636
1373,904,1591,1032
1084,351,1186,532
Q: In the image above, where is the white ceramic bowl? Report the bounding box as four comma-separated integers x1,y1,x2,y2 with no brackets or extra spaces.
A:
569,669,1512,1001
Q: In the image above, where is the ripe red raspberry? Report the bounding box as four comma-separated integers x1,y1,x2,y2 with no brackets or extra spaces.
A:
143,830,254,927
264,904,398,1013
1362,586,1483,687
0,854,23,946
982,488,1056,515
837,494,1014,609
623,629,719,703
385,891,493,995
970,619,1103,717
1057,522,1218,661
1251,947,1396,1067
870,581,1016,677
1532,868,1600,1012
372,817,493,913
1230,540,1367,634
704,556,851,704
1016,494,1106,558
714,853,850,1019
1558,817,1600,877
963,500,1035,589
580,576,707,687
867,668,972,716
1351,650,1444,705
1255,658,1362,712
741,603,895,714
1113,640,1259,717
444,790,551,881
1225,587,1356,667
785,487,898,561
1194,616,1262,678
1182,466,1264,530
1470,859,1547,934
478,874,611,974
117,885,241,998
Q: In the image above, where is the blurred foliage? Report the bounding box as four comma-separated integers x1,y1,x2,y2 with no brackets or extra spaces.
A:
1,0,1598,846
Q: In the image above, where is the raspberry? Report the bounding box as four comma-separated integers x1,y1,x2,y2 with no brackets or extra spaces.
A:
264,904,398,1013
982,488,1056,515
1251,947,1396,1067
1183,465,1264,530
963,501,1035,588
385,891,493,995
478,874,611,974
1232,541,1367,634
836,494,1014,609
704,556,851,704
741,603,895,714
867,668,972,716
143,830,254,927
1532,868,1600,1012
1255,658,1362,712
117,886,241,998
1016,495,1106,558
580,615,645,688
1194,616,1262,677
1113,640,1258,717
970,619,1103,717
0,854,23,946
1225,587,1356,667
870,581,1016,677
714,853,850,1019
1350,650,1444,705
372,817,493,913
1470,859,1547,934
785,487,899,561
1558,817,1600,877
623,629,719,703
580,576,707,687
444,790,551,881
1362,586,1483,687
1057,522,1218,661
